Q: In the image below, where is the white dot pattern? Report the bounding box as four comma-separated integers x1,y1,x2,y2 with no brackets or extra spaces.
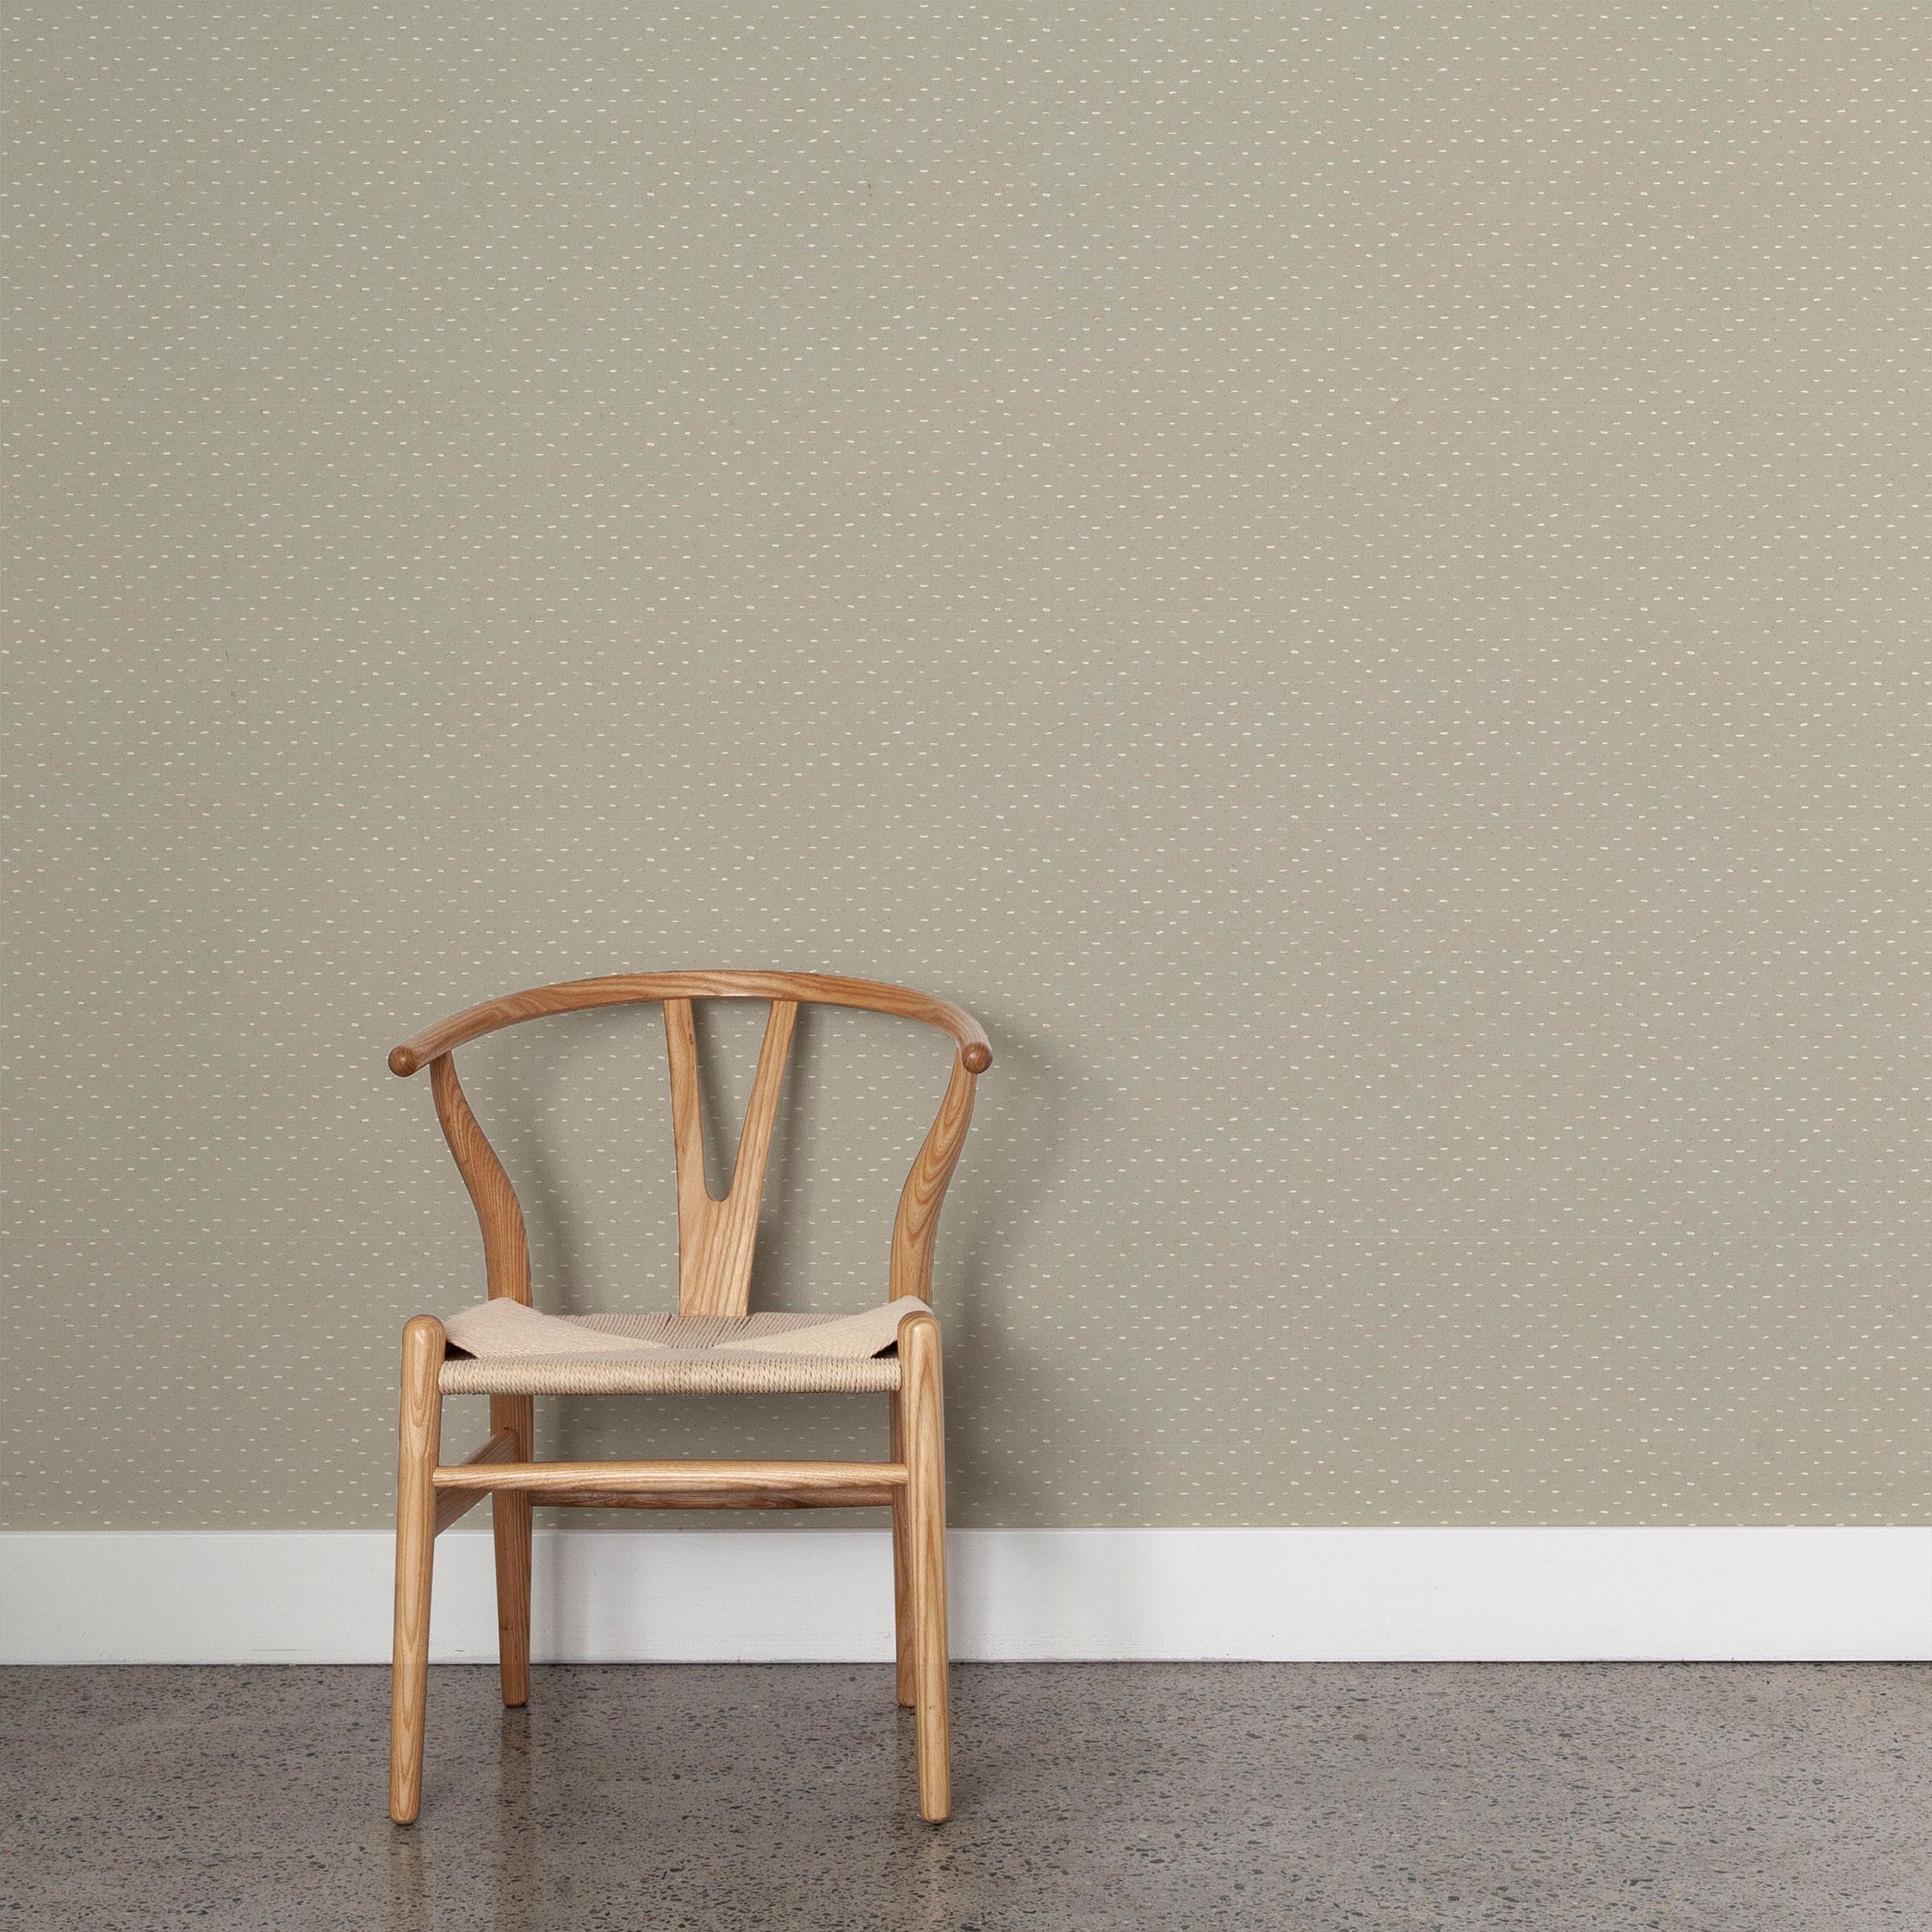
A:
3,4,1926,1529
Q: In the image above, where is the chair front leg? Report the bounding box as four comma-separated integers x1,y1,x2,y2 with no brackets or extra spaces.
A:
898,1310,951,1822
492,1392,534,1707
390,1315,444,1825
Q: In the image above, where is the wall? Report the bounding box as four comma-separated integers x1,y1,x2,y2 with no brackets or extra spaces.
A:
4,2,1925,1533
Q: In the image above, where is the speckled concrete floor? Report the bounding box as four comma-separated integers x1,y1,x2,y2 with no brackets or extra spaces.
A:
2,1663,1926,1930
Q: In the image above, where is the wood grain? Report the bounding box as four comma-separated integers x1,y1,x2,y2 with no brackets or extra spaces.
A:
390,970,989,1075
664,996,798,1316
388,1315,444,1826
490,1391,534,1707
403,972,985,1324
430,1425,518,1536
514,1484,899,1510
891,1052,979,1303
433,1458,906,1500
429,1053,530,1306
898,1308,951,1820
890,1387,916,1707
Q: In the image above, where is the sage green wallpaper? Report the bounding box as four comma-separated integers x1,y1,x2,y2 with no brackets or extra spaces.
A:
4,4,1926,1530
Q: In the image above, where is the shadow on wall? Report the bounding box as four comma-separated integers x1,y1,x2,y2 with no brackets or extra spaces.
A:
430,985,1089,1518
940,999,1092,1530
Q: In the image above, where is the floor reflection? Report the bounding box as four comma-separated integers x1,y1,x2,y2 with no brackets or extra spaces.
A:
18,1663,1909,1932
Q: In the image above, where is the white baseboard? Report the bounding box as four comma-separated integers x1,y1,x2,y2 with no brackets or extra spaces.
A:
2,1527,1926,1666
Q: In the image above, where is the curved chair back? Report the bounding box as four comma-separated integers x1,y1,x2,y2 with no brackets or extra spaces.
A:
389,972,991,1318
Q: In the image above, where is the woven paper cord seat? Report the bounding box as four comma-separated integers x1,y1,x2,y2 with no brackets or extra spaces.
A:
436,1295,919,1396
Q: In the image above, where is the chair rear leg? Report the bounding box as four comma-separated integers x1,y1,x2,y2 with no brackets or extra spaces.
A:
890,1390,915,1707
390,1315,444,1825
898,1311,951,1822
492,1393,534,1707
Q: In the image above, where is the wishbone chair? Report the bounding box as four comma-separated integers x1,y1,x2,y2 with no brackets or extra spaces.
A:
383,971,990,1825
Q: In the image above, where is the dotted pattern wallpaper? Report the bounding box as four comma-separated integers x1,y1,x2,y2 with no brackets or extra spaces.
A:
4,4,1927,1530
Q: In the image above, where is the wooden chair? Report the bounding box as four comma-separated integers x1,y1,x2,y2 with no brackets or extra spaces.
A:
383,972,990,1826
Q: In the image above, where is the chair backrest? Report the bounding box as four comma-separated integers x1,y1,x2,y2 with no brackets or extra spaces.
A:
389,972,992,1318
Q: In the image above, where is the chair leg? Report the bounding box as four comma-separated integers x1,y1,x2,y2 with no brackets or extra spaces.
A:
492,1393,534,1707
390,1315,444,1825
889,1390,915,1708
898,1311,951,1822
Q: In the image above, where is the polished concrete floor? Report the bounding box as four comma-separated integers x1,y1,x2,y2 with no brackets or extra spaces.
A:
2,1662,1926,1930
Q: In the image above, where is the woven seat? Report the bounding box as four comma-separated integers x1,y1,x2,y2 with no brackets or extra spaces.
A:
437,1298,915,1396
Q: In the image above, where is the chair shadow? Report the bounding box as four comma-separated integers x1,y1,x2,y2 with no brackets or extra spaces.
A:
932,1000,1095,1530
436,989,1110,1568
